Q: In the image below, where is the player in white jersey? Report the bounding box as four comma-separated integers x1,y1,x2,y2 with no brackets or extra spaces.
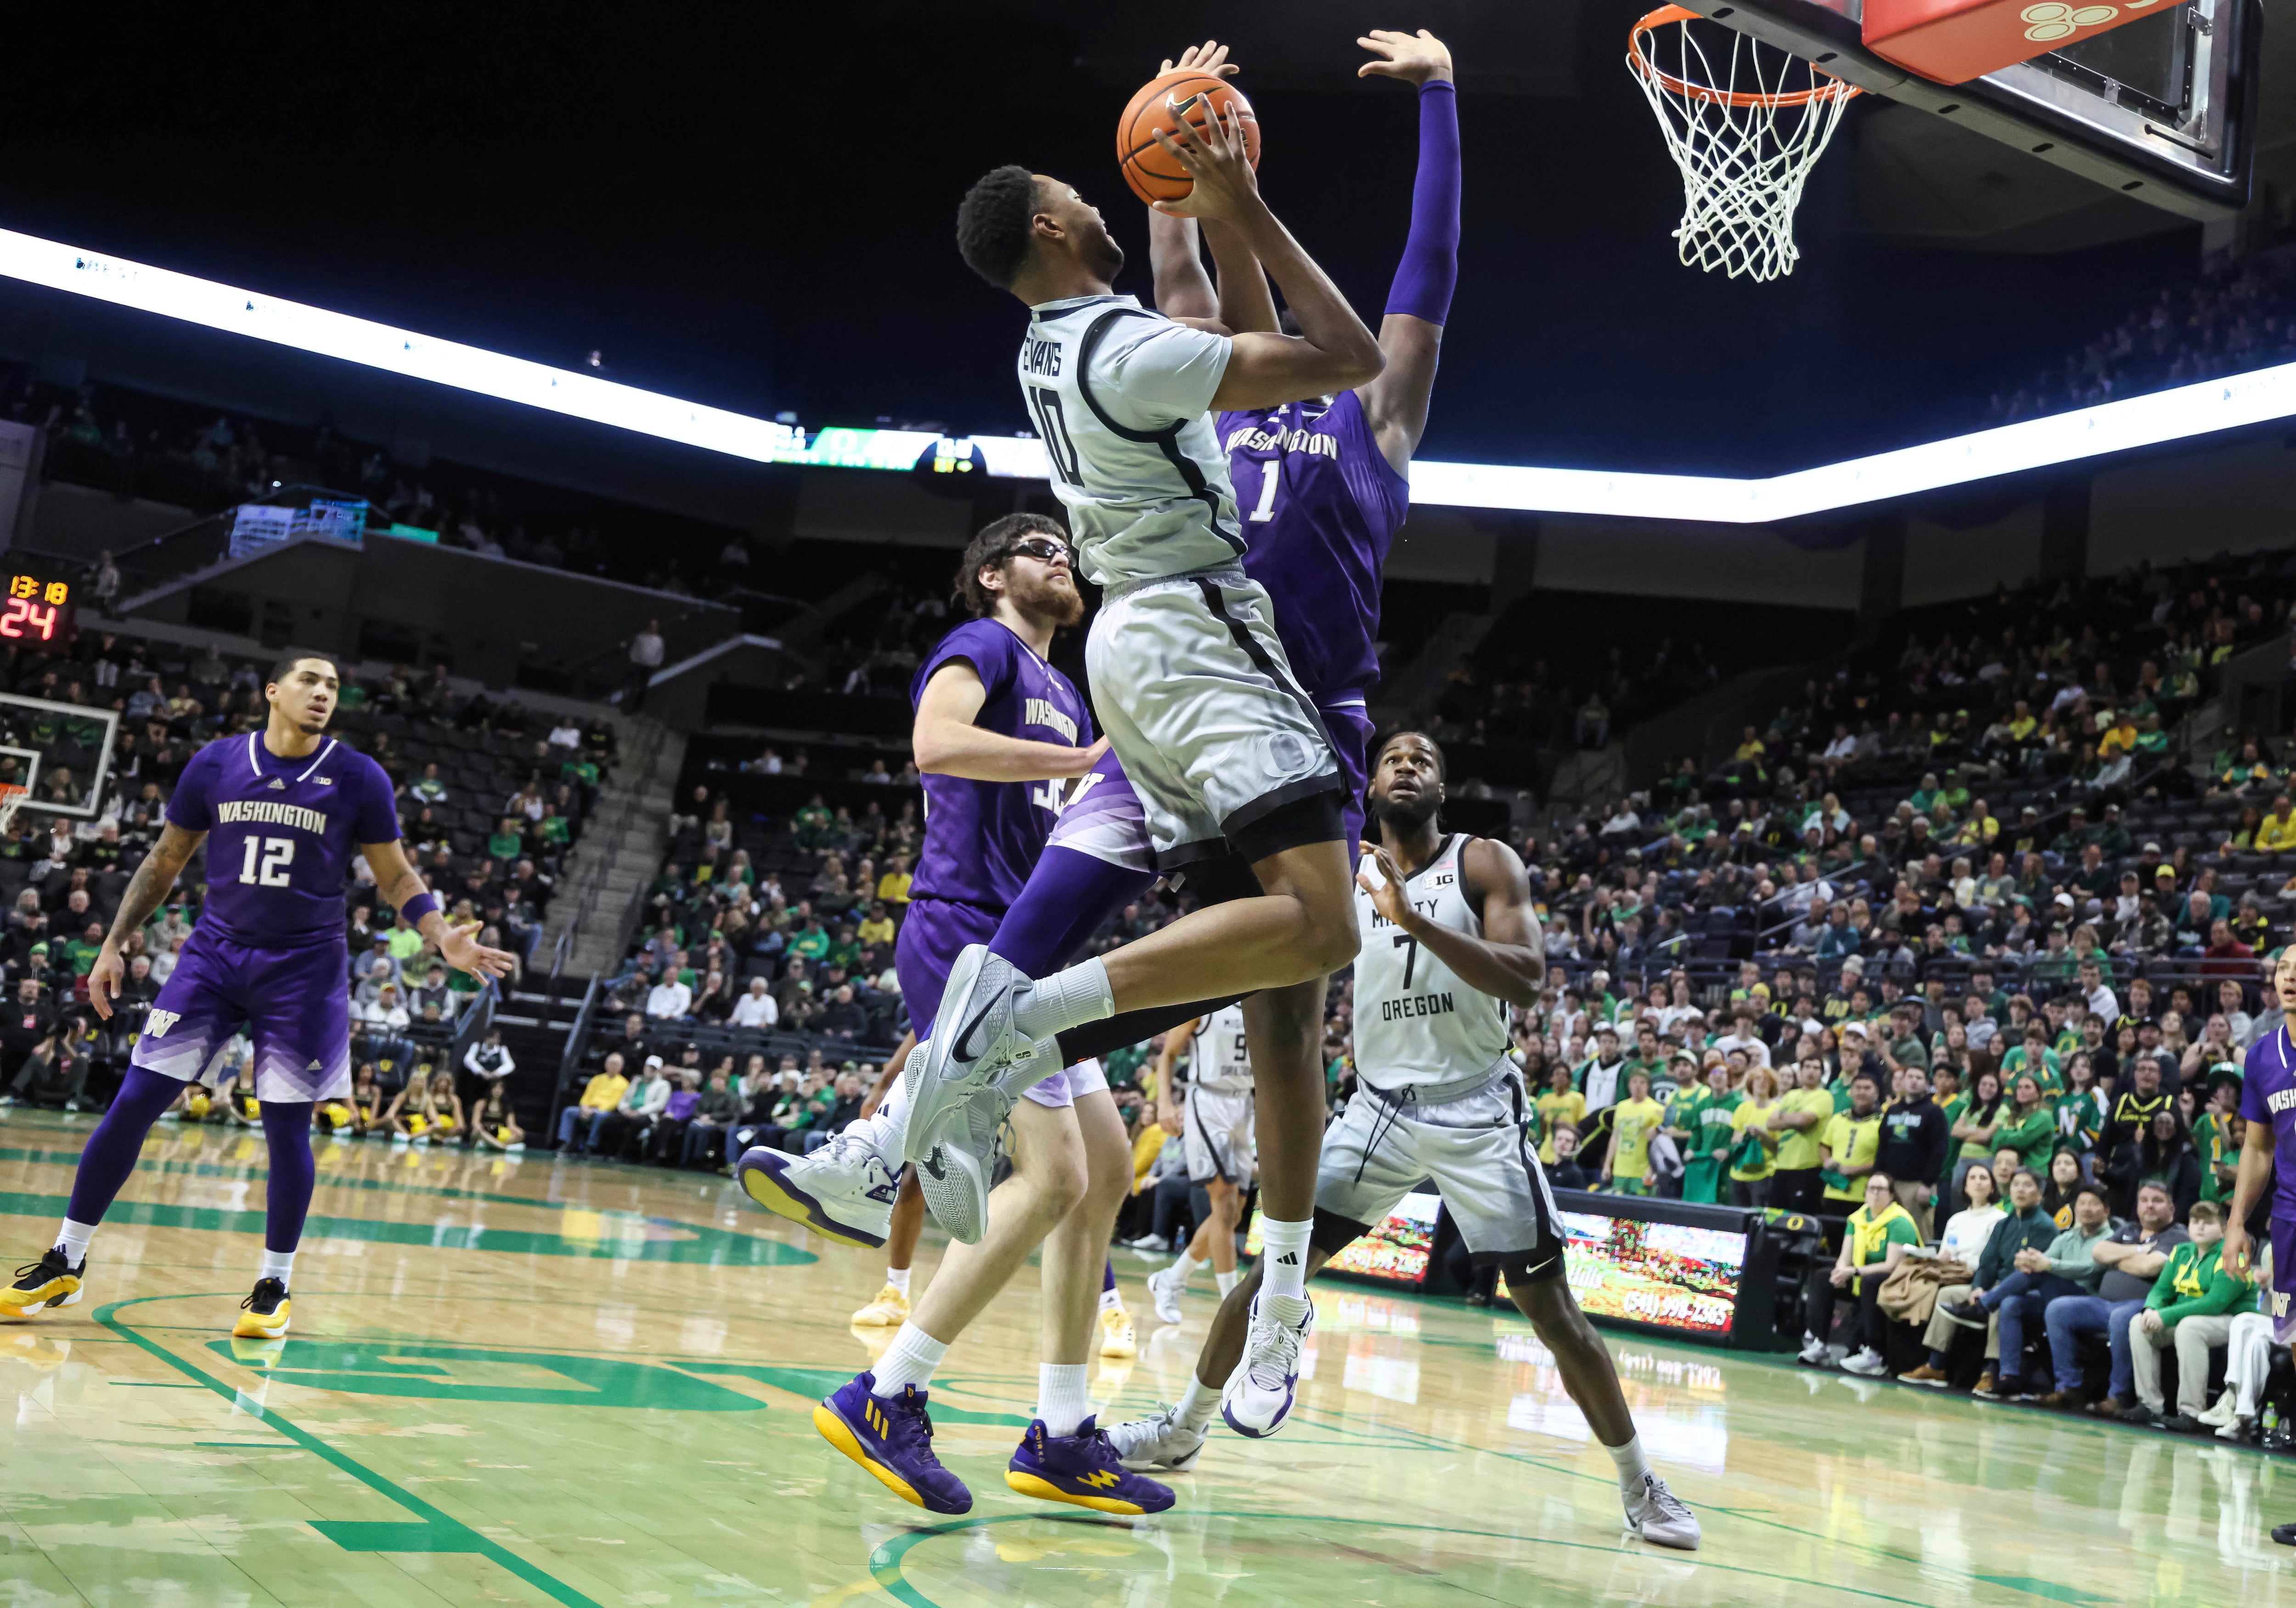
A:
911,43,1386,1433
1107,733,1702,1551
1143,1002,1255,1322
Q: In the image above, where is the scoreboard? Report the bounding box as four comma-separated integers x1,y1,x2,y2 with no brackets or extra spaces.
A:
0,572,73,643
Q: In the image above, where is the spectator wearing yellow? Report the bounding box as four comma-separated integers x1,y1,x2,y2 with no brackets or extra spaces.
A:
1769,1051,1835,1214
1798,1170,1921,1375
2257,793,2296,853
1728,1064,1784,1208
1819,1070,1885,1208
1601,1068,1666,1196
1534,1061,1587,1166
876,853,913,906
557,1049,630,1151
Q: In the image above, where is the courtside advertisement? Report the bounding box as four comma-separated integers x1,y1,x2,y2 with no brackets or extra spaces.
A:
1548,1210,1746,1338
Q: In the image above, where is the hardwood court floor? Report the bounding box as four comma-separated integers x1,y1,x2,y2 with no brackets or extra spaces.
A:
2,1106,2293,1607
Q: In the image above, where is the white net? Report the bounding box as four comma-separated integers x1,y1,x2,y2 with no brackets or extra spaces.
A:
1627,6,1860,282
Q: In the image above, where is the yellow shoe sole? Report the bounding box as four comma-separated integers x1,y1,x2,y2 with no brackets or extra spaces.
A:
232,1303,291,1340
813,1401,928,1508
0,1282,80,1319
1004,1470,1150,1515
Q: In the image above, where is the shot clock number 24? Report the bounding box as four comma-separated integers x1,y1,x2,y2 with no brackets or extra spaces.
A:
0,575,73,642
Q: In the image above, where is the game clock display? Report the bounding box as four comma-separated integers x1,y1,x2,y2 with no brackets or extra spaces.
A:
0,574,72,643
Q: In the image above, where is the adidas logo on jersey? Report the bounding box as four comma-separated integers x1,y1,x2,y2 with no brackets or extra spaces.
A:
306,1059,323,1072
145,1009,180,1038
265,778,286,791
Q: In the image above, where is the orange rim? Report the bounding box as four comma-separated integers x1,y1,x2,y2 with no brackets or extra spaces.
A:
1628,5,1860,108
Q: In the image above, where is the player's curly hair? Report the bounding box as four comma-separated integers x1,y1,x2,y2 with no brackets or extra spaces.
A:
956,164,1042,289
953,512,1069,617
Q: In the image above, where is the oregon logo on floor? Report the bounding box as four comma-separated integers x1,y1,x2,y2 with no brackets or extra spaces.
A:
2020,0,2158,42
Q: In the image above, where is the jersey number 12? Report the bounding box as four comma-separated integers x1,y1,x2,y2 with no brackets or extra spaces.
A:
238,836,294,887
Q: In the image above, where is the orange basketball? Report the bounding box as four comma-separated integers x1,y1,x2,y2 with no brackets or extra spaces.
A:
1116,69,1261,206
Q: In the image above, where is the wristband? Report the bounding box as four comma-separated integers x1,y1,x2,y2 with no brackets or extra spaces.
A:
400,891,441,926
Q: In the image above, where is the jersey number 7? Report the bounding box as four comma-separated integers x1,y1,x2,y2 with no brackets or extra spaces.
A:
1392,931,1419,990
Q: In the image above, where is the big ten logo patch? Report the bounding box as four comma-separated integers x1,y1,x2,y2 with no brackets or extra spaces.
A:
145,1009,181,1038
2020,0,2158,43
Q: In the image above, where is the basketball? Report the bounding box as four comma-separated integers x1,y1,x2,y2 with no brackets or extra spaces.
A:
1116,68,1260,205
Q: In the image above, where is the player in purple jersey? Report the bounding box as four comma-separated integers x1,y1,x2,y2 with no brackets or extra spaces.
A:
2225,945,2296,1542
1,655,512,1337
739,515,1169,1517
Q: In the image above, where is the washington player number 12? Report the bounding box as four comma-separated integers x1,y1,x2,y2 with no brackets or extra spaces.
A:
239,836,294,887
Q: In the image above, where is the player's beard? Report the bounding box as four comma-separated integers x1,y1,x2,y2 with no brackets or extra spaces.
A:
1009,566,1086,628
1373,785,1440,834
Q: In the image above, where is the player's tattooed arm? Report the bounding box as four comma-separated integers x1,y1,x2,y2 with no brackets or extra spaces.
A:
913,661,1109,783
360,837,517,982
88,823,206,1018
1355,836,1542,1007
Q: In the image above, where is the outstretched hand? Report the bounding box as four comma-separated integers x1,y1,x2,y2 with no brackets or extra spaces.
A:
440,925,517,982
1160,39,1239,79
1357,28,1454,86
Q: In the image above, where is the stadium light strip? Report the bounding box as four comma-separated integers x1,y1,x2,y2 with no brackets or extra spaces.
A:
3,224,2293,522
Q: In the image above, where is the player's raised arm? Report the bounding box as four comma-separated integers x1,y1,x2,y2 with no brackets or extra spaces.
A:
361,837,515,982
1356,834,1543,1009
1355,28,1458,473
1150,104,1383,408
88,822,205,1019
913,661,1108,783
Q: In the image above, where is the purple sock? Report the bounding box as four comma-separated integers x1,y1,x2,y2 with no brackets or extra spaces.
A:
1384,80,1460,326
259,1100,317,1253
1103,1258,1117,1294
65,1066,183,1227
988,847,1152,979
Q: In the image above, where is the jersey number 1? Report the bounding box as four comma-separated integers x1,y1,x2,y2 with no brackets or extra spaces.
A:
239,836,294,887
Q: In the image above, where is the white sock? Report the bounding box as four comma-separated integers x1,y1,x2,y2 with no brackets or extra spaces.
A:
1098,1285,1123,1315
1259,1217,1312,1303
885,1266,912,1297
1176,1375,1221,1433
1037,1362,1091,1437
1170,1251,1203,1286
1606,1433,1654,1494
259,1248,296,1287
1010,957,1114,1042
1216,1268,1241,1298
872,1078,910,1158
55,1218,96,1266
872,1322,948,1398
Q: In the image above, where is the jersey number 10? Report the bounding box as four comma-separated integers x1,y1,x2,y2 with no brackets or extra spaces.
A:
1025,387,1081,487
238,835,295,887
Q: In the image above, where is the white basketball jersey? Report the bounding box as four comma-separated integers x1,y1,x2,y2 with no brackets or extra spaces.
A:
1017,294,1244,587
1190,1003,1253,1095
1352,835,1513,1095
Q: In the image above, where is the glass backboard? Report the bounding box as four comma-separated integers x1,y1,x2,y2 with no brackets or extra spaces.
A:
1680,0,2258,216
0,692,121,822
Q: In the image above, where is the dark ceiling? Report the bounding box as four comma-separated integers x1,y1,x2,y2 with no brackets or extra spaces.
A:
0,1,2227,477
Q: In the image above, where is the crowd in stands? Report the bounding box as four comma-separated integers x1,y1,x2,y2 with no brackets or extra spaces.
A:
0,627,616,1148
1987,245,2296,424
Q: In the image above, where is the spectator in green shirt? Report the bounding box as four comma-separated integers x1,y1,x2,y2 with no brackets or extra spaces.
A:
1797,1171,1922,1373
2123,1201,2249,1428
789,915,830,964
385,912,428,965
1994,1073,2058,1170
488,817,526,861
65,922,103,977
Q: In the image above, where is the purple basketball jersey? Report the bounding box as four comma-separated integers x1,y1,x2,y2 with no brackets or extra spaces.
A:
167,733,400,947
907,618,1094,914
1223,389,1409,705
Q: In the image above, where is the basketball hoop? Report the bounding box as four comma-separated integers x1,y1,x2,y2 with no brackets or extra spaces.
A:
1627,6,1860,282
0,784,28,837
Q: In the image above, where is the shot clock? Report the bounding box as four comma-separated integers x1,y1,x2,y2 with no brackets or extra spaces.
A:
0,573,73,643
